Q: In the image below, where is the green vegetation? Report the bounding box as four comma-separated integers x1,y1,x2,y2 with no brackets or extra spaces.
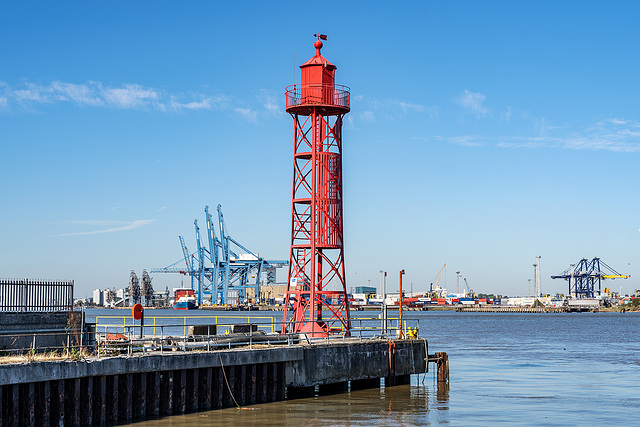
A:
626,298,640,310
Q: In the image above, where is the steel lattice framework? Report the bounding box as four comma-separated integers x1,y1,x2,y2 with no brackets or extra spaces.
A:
551,257,629,298
282,38,352,336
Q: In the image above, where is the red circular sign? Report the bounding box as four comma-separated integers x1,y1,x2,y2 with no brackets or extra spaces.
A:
132,303,143,320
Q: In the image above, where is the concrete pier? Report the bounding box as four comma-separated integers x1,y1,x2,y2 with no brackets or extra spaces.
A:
0,338,427,426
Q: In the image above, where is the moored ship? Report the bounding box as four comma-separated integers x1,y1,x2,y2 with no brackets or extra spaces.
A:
172,288,198,310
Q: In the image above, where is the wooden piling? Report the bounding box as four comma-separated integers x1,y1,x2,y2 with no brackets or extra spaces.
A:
435,352,449,383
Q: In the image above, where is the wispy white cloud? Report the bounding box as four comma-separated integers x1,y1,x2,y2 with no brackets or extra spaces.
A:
1,80,227,113
398,101,424,113
51,81,104,106
502,106,512,122
361,110,375,122
353,96,426,122
102,84,158,109
155,207,169,212
437,117,640,152
234,107,258,123
170,98,211,111
457,90,489,116
258,89,283,117
51,219,155,237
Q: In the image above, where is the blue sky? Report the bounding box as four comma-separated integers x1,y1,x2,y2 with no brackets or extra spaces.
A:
1,1,639,298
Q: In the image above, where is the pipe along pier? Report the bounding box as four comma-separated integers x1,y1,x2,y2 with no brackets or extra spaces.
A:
0,316,448,426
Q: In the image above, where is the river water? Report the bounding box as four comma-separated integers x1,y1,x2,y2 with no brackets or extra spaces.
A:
86,309,640,426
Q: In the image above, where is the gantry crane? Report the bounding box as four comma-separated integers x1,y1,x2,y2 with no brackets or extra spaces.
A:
151,205,287,305
551,257,630,298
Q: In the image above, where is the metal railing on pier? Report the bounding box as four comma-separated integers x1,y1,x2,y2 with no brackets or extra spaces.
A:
92,315,421,358
0,314,421,361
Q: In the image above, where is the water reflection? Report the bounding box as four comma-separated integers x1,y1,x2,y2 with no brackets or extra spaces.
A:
436,382,450,408
135,377,446,426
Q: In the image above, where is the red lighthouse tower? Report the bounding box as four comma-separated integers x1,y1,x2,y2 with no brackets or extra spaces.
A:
282,37,351,336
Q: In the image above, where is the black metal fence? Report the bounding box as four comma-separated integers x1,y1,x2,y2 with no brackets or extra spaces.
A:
0,278,74,312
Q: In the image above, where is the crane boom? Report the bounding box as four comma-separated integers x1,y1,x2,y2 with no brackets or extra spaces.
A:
433,263,446,287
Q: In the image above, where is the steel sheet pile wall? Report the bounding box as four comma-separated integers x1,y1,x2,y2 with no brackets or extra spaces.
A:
0,361,287,426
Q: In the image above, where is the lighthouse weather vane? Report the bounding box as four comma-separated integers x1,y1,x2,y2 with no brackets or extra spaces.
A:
313,33,327,41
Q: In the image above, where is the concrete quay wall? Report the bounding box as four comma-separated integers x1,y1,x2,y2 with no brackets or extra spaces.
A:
0,312,73,352
0,338,427,426
288,339,427,387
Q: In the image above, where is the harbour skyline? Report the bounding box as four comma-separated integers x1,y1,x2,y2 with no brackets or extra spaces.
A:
1,1,639,298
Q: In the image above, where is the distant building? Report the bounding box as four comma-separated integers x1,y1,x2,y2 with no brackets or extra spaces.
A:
355,286,377,295
93,289,104,306
505,297,555,306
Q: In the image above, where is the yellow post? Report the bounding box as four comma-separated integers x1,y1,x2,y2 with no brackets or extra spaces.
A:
399,269,405,339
